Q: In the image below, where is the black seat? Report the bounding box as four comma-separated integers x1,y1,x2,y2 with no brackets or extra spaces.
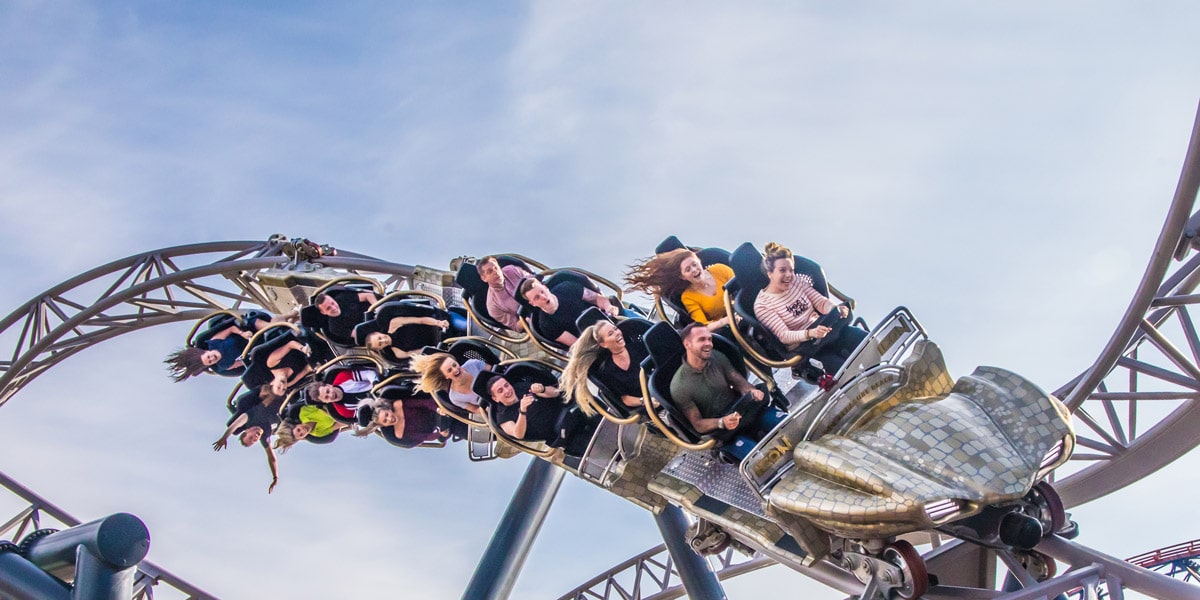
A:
278,401,340,445
454,255,535,336
726,242,864,372
575,307,653,420
190,313,239,348
370,383,447,448
641,322,754,453
516,270,602,354
191,310,276,377
316,359,383,424
652,237,733,326
300,283,379,346
478,360,600,446
241,326,304,388
419,338,504,439
352,299,453,362
725,242,813,364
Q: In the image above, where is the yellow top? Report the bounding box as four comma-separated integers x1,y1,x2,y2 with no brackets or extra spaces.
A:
300,405,339,438
680,264,733,324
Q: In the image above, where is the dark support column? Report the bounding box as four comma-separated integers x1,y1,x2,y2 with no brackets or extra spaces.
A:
23,513,149,600
461,458,565,600
71,548,137,600
654,505,727,600
0,552,71,600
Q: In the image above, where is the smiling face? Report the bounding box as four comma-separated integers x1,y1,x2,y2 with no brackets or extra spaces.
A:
200,349,222,367
239,426,263,446
316,384,343,403
293,422,315,440
489,377,518,405
439,357,463,380
270,375,287,397
766,256,796,289
478,259,504,287
679,253,704,283
365,331,391,350
682,326,714,363
595,322,625,353
316,295,341,317
375,407,397,427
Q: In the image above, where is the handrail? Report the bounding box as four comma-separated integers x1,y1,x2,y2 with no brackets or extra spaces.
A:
721,291,803,368
239,322,302,361
184,310,242,348
368,289,446,312
639,368,716,451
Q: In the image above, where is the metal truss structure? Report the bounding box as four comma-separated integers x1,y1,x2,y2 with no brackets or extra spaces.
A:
558,543,771,600
1,104,1200,600
1130,539,1200,584
0,470,208,600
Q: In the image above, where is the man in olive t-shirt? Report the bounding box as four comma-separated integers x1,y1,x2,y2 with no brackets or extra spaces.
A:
669,324,782,447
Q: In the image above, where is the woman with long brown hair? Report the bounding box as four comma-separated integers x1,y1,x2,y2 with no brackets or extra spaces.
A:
625,248,732,331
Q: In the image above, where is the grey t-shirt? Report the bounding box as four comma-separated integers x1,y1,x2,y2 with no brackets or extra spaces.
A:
448,359,487,410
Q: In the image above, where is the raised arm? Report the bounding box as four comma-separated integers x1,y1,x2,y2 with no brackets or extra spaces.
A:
582,288,617,316
213,413,249,451
500,395,535,439
266,340,308,368
264,445,279,493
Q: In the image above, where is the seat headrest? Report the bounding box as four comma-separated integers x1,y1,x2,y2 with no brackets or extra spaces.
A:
351,320,384,346
355,404,374,428
454,262,486,298
447,340,500,366
644,321,684,364
695,247,732,268
299,305,327,330
471,369,505,403
655,236,686,255
730,242,767,290
575,306,612,335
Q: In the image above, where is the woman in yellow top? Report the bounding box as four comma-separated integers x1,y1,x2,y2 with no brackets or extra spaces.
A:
626,248,732,331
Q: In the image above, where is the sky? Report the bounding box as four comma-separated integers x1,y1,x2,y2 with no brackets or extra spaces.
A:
2,1,1200,598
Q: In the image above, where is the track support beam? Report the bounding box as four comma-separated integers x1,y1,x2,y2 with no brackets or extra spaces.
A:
654,506,727,600
461,458,565,600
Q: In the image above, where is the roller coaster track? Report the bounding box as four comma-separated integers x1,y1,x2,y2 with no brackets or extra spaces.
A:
0,470,210,600
2,104,1200,599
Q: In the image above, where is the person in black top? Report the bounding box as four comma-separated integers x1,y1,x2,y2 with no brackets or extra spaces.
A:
260,340,313,397
213,385,284,492
486,374,564,443
313,288,380,345
517,278,618,347
352,301,450,362
561,319,650,417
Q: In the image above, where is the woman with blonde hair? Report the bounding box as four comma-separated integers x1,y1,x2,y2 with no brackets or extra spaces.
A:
410,351,490,415
753,242,865,375
561,319,648,416
626,248,732,331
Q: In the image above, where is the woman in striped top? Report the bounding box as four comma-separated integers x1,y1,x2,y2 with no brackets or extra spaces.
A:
752,242,865,375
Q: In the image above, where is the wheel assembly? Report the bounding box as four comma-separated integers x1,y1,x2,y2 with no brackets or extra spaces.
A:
881,540,929,599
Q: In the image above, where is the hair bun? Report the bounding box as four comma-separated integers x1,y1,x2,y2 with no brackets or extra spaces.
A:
763,242,791,258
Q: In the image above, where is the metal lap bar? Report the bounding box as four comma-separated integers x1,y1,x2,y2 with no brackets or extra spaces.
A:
462,302,530,343
721,290,803,369
517,315,571,362
368,289,446,312
638,368,716,452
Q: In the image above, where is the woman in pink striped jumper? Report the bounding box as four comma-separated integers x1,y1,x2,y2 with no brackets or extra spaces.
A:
752,242,866,375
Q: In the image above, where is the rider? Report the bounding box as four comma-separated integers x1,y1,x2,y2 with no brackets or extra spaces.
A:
671,323,785,460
